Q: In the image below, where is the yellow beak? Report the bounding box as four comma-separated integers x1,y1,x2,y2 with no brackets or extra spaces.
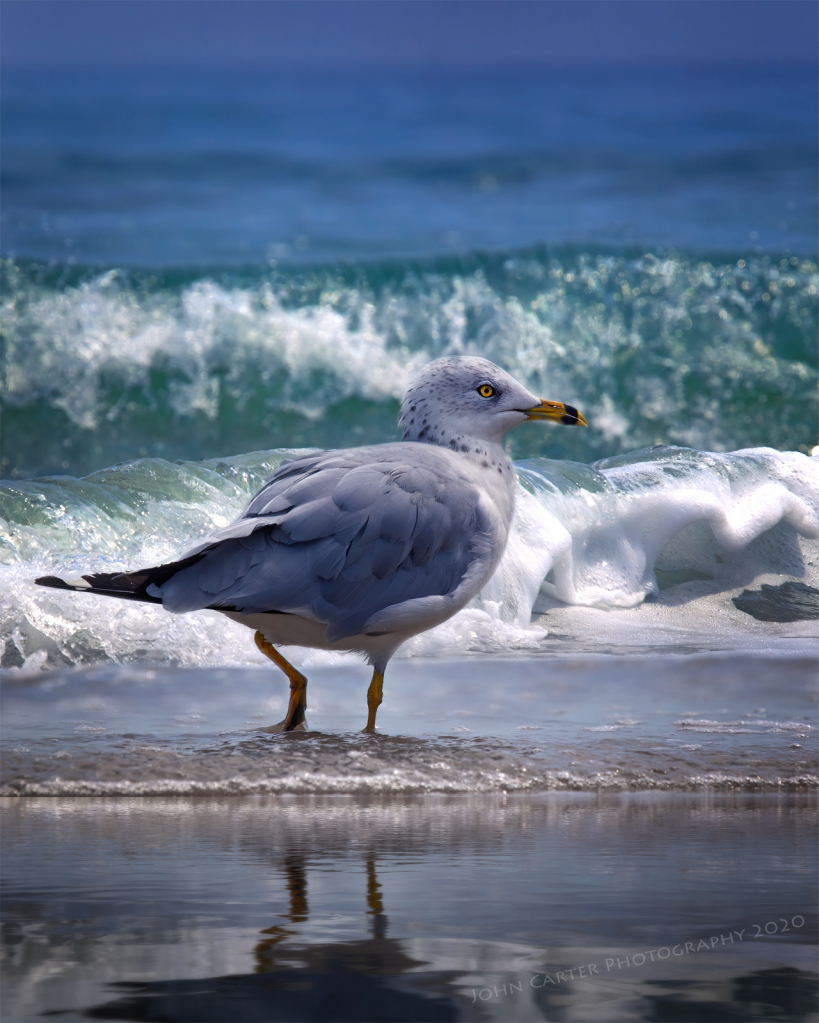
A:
523,400,588,427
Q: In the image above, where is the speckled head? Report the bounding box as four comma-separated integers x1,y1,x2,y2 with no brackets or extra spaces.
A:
399,356,544,447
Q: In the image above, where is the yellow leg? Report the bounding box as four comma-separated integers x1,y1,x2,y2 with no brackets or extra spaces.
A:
254,631,308,731
362,668,384,733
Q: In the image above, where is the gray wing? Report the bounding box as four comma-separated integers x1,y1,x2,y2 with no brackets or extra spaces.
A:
158,449,489,641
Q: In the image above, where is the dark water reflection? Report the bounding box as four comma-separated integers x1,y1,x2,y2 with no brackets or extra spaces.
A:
2,793,816,1021
75,872,461,1021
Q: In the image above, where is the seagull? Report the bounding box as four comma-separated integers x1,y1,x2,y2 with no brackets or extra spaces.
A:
36,357,587,733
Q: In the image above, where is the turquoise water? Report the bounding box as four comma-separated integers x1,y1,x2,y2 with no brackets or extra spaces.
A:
3,248,817,480
2,64,817,479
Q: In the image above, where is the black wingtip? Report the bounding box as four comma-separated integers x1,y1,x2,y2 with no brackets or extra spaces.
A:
34,552,206,605
34,573,166,604
35,575,76,590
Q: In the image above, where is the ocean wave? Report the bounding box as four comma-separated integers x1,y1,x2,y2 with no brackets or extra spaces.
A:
1,445,817,672
2,247,816,478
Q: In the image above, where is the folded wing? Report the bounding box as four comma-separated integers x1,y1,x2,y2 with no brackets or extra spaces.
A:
157,448,490,641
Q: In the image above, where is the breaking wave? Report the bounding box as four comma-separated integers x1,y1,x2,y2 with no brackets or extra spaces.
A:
1,445,817,672
2,247,816,479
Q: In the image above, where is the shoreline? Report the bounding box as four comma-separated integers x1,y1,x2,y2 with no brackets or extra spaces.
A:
3,651,817,796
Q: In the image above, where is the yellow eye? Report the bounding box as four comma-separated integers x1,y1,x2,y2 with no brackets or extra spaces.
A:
478,384,495,398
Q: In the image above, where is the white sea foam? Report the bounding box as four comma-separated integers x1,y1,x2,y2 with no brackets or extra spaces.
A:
1,446,817,672
515,447,819,612
3,272,425,431
4,254,817,476
7,770,816,796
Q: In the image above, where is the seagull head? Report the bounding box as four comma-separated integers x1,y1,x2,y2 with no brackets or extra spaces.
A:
399,356,587,447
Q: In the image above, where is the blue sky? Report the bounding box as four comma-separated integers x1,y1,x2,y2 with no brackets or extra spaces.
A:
3,0,817,69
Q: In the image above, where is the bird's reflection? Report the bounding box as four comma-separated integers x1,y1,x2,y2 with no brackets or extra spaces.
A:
366,857,388,940
36,853,819,1023
252,855,442,989
76,854,461,1022
254,853,310,967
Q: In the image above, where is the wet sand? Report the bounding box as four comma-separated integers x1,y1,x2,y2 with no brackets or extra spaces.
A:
2,792,817,1022
2,651,817,795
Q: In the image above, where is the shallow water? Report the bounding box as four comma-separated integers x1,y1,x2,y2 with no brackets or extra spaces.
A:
2,652,817,797
2,793,816,1022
